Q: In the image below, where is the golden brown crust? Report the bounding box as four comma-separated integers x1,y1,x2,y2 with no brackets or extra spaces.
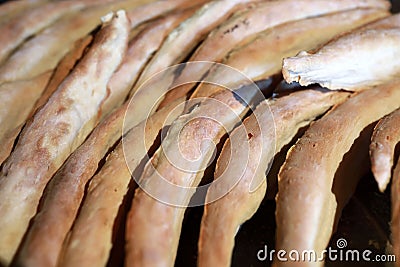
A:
0,72,52,166
130,0,256,95
191,8,387,100
274,80,400,267
160,0,390,108
0,0,47,26
31,35,93,116
57,97,185,267
0,1,85,65
0,11,129,264
127,0,209,29
282,13,400,91
103,8,197,114
0,0,153,83
14,11,192,267
198,89,350,267
370,108,400,192
126,86,259,267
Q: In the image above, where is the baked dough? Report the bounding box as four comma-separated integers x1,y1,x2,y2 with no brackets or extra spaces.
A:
0,11,129,264
282,13,400,91
0,1,84,64
130,0,258,95
13,11,193,267
0,72,52,165
0,0,154,83
370,108,400,191
198,88,350,267
160,0,390,108
57,97,185,267
125,87,260,267
191,8,387,99
274,80,400,267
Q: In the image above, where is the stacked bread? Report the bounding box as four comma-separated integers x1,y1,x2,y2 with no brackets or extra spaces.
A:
0,0,399,267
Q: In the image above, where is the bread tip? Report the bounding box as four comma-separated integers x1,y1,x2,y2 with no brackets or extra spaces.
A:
101,12,114,23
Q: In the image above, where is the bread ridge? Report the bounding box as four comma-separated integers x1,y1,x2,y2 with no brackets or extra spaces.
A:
0,11,129,264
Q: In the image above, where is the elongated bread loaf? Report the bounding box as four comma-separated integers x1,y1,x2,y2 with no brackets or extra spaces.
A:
0,36,92,171
370,108,400,192
0,11,129,264
31,35,93,116
282,13,400,91
14,11,193,267
130,0,258,95
190,8,387,100
198,89,350,267
0,0,154,83
126,84,262,267
127,0,209,29
103,8,197,114
159,0,390,108
0,0,47,27
0,72,52,165
57,97,185,267
274,80,400,267
0,1,85,64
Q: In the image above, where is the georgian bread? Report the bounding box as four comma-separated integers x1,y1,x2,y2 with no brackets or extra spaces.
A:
130,0,258,96
0,0,154,83
0,11,129,264
57,97,185,267
125,86,261,267
282,13,400,91
0,1,85,65
103,8,197,114
370,108,400,191
0,0,47,26
14,11,194,267
191,8,388,99
0,72,52,165
274,80,400,267
127,0,210,29
159,0,390,108
198,89,350,267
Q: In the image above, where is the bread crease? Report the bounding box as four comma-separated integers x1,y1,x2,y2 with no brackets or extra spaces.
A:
282,13,400,91
159,0,390,108
126,0,209,29
198,89,350,267
125,85,262,267
274,80,400,267
0,0,154,83
14,11,194,267
57,98,185,267
130,0,257,95
370,108,400,192
0,1,84,65
0,11,129,264
191,8,387,100
0,0,47,26
0,72,52,166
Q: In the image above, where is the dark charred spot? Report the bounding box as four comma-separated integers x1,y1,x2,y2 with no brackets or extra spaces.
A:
248,133,253,140
223,24,239,35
